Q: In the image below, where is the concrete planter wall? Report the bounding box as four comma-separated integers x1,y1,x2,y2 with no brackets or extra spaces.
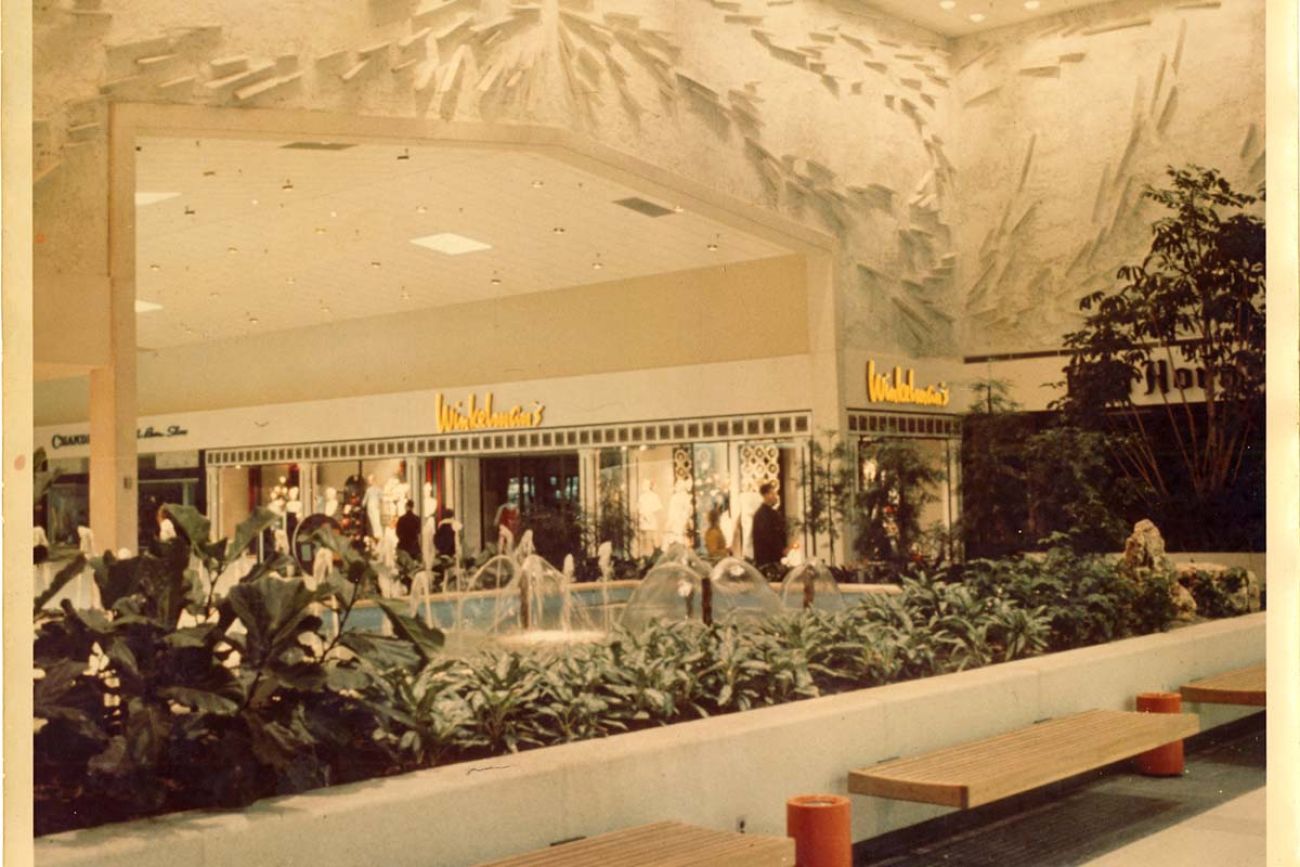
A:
37,614,1264,867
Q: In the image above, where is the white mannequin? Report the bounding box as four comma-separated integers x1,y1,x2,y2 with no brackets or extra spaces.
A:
664,479,693,547
268,476,289,518
310,546,334,591
422,481,437,515
382,473,402,522
637,479,663,553
286,486,302,516
363,474,383,540
323,487,339,518
421,514,437,570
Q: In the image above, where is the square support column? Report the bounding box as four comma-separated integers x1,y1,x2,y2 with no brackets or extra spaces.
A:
91,105,140,554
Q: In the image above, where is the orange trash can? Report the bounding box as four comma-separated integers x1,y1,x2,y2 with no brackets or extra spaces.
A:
1134,691,1185,776
786,794,851,867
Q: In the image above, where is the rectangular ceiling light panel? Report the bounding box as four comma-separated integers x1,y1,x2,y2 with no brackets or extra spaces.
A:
134,299,164,313
135,192,182,206
410,233,492,255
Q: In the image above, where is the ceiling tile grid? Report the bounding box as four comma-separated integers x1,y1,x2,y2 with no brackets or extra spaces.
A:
135,138,790,347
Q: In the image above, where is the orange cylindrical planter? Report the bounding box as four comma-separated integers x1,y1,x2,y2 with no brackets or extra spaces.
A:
786,794,851,867
1135,691,1185,776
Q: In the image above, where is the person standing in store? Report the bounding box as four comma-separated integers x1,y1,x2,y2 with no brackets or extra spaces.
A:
750,482,787,569
395,500,422,563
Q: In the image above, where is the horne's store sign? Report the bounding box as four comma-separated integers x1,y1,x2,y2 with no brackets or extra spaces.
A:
866,361,951,408
434,392,546,433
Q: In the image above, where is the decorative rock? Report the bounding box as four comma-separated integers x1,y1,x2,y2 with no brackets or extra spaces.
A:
1121,518,1166,574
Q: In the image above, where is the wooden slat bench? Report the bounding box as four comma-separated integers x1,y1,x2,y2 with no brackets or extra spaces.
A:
848,709,1199,809
1181,663,1266,706
475,820,796,866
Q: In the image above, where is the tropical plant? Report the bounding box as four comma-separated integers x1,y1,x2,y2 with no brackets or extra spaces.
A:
33,506,443,836
854,439,946,565
798,430,858,564
1057,165,1265,548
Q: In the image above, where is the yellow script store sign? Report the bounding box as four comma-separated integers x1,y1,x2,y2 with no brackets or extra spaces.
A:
435,392,546,433
866,361,950,408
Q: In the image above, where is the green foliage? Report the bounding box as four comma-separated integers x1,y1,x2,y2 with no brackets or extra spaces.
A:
34,509,444,836
36,526,1220,837
960,380,1032,558
1021,426,1133,552
855,439,946,565
798,430,858,564
1182,567,1256,619
1057,165,1265,547
959,544,1178,652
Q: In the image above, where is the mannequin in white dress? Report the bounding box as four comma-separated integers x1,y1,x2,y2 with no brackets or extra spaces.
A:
363,474,383,541
637,480,663,554
323,487,339,518
664,479,694,548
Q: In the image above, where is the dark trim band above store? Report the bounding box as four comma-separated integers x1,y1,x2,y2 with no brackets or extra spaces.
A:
206,410,813,468
847,410,960,438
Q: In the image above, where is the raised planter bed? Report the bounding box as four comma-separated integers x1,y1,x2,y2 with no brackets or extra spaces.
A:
35,613,1264,867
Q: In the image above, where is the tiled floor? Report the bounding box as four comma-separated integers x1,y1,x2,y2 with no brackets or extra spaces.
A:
1081,788,1264,866
858,713,1265,866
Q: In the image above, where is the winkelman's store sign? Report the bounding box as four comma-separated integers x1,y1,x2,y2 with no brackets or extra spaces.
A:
866,361,951,408
434,392,546,433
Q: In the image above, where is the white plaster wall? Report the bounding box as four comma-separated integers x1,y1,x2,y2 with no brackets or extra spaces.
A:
34,613,1264,867
949,0,1265,355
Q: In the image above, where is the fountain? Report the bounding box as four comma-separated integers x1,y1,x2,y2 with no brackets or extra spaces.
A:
779,562,848,612
621,554,782,630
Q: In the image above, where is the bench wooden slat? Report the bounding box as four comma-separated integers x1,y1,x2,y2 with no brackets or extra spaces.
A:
848,709,1199,809
1181,663,1266,706
476,821,796,866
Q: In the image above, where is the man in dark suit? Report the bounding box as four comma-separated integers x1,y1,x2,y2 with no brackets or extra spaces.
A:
395,500,422,563
751,482,787,569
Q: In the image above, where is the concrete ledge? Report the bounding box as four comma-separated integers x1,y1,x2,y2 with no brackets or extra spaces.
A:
35,614,1264,867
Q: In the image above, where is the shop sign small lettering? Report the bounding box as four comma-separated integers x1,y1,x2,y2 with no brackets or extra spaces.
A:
866,360,950,408
51,424,189,449
435,392,545,433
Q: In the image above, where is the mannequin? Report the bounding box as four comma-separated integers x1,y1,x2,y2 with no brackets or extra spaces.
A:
664,479,694,547
382,473,402,523
363,474,383,540
422,481,437,515
323,486,339,518
734,488,764,560
267,476,289,521
637,479,663,554
285,486,302,538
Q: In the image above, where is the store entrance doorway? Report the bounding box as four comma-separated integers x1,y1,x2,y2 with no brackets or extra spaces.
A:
480,453,581,555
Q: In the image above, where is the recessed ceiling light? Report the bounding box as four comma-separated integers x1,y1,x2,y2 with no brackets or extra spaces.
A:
281,179,294,191
227,246,238,254
148,263,161,271
247,315,260,325
135,192,181,207
314,227,327,235
531,180,544,188
552,226,566,234
286,277,296,284
490,274,502,285
1023,0,1040,7
969,11,986,21
400,290,411,301
330,210,338,218
416,205,428,214
251,198,260,206
592,260,604,270
706,243,719,251
410,232,492,255
673,205,684,213
370,261,382,268
209,291,220,298
939,0,956,9
134,299,163,314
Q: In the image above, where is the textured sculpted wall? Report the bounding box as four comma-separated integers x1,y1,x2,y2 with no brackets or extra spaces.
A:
33,0,960,366
31,0,1263,371
949,0,1264,355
